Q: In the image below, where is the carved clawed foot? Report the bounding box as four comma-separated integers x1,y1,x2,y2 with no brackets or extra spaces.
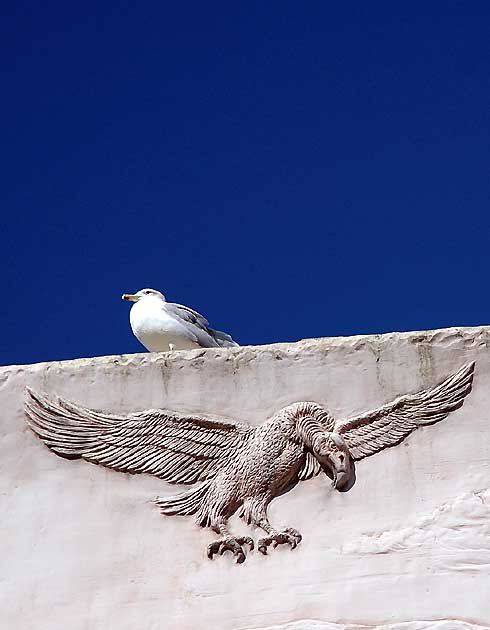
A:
207,536,254,564
257,527,302,555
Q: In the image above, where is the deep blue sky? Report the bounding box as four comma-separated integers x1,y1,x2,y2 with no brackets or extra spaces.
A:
2,3,490,366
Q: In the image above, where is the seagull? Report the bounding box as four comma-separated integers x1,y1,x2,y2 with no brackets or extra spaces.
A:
122,288,239,352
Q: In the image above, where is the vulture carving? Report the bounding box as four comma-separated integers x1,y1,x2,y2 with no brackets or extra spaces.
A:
25,361,474,563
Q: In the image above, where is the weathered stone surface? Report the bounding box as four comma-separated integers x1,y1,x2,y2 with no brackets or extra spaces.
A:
1,326,489,629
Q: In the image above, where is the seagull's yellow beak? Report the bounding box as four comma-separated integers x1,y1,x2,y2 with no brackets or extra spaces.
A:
122,293,139,302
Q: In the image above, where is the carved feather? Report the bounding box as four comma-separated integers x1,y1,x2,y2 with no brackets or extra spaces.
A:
334,361,475,460
297,451,321,481
25,388,250,483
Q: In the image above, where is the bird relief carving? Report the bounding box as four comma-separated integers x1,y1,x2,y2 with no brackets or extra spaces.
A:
25,361,474,563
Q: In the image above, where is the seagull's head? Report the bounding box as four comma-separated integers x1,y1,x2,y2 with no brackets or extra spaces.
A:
312,432,354,491
122,288,166,303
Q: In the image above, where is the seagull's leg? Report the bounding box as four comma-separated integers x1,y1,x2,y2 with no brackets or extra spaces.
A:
253,508,302,555
207,518,254,564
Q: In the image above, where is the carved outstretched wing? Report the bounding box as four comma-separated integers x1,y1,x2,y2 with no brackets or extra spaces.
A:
25,389,250,483
334,362,475,461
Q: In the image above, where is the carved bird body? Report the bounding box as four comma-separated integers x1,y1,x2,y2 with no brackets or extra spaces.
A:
165,403,345,558
25,361,474,563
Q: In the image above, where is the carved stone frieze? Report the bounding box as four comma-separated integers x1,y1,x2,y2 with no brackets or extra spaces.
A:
24,361,475,563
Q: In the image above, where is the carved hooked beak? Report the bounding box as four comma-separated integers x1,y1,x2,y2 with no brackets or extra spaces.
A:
313,432,355,492
331,469,350,490
324,450,353,491
321,458,352,491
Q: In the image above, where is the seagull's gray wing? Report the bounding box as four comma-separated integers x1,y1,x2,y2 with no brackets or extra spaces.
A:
334,362,475,461
211,329,239,347
25,389,250,483
166,302,210,330
166,302,239,348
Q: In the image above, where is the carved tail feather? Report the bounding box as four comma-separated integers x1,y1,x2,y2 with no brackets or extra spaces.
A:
155,480,213,527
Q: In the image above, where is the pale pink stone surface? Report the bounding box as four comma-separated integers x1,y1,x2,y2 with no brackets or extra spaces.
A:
1,327,489,629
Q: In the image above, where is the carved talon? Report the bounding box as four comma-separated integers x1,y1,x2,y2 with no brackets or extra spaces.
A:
257,528,302,555
284,527,302,544
207,536,254,563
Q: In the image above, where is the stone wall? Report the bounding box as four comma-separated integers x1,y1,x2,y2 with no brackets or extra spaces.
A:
1,327,489,629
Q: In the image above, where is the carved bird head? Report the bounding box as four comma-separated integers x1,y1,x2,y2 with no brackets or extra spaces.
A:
311,432,353,491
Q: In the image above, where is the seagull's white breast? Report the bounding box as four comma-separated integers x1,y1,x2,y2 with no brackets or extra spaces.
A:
129,299,199,351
